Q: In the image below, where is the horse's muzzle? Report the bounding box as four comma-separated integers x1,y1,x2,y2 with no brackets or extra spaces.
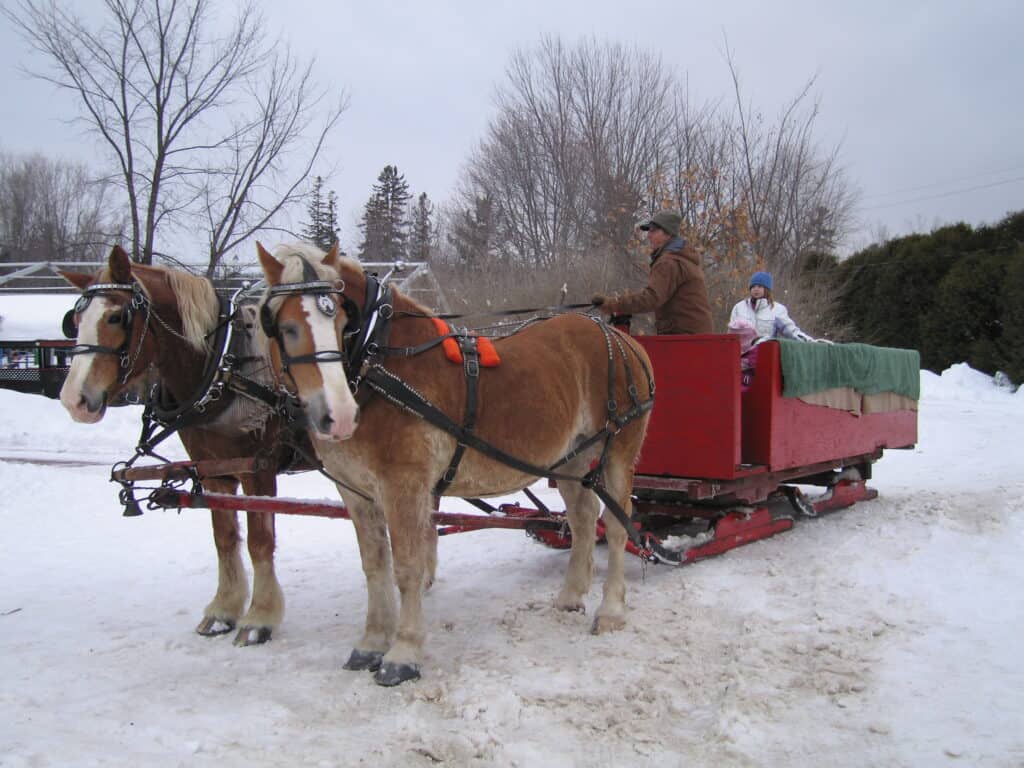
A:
307,391,359,441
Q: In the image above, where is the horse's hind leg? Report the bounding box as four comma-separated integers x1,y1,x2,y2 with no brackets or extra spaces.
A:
234,471,284,646
554,455,602,613
591,454,635,635
196,477,249,637
343,496,397,673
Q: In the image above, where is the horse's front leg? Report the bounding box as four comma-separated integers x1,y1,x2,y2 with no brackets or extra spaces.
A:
196,476,249,637
374,488,435,686
342,495,398,673
234,471,284,646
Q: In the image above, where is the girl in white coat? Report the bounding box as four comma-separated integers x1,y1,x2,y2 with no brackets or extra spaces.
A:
729,271,814,341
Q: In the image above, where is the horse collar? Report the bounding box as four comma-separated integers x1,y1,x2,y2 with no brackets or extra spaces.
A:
344,277,394,391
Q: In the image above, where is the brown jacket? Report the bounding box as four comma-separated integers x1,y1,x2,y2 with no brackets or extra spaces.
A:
605,238,713,334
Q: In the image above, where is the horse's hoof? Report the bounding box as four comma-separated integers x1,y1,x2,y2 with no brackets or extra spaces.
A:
196,616,236,637
590,614,626,635
554,597,586,614
233,626,272,646
343,649,384,672
374,662,421,687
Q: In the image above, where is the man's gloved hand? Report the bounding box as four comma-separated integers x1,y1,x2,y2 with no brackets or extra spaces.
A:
792,331,813,342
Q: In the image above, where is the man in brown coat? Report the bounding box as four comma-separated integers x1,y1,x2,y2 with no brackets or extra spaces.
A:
592,211,714,334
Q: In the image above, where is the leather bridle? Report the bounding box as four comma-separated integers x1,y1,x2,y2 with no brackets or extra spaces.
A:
63,281,151,384
259,258,390,391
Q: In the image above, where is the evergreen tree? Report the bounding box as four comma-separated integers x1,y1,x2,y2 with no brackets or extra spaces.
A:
358,165,411,261
837,211,1024,382
1000,247,1024,384
408,192,435,261
326,191,340,250
448,194,495,267
300,176,340,251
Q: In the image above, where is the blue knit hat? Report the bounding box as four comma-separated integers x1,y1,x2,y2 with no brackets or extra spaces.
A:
750,271,773,290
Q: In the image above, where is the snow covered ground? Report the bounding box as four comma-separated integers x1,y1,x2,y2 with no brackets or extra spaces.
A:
1,363,1022,767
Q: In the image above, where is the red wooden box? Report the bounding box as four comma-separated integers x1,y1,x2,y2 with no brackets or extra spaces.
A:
634,336,917,480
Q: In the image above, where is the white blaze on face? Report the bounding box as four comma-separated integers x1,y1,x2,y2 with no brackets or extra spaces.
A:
59,296,113,422
301,295,359,440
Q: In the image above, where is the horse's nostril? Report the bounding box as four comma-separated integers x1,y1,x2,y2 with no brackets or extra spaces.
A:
318,414,334,433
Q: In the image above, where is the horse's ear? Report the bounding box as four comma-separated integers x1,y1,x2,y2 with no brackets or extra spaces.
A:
257,242,284,285
323,242,339,269
59,270,94,291
108,244,133,283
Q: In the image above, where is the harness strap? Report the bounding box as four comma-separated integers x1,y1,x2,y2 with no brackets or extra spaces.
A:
377,333,458,359
362,364,675,562
147,295,233,425
433,336,481,495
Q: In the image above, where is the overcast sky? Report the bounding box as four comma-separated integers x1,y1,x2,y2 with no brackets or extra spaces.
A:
1,0,1021,257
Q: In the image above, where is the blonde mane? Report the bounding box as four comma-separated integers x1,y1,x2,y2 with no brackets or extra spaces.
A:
133,263,220,352
269,242,432,315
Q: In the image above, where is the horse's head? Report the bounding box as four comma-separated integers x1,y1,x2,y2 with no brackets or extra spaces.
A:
58,245,154,422
256,241,361,441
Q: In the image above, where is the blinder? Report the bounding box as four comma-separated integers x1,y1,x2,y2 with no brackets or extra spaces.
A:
260,279,361,345
62,308,77,339
63,283,137,340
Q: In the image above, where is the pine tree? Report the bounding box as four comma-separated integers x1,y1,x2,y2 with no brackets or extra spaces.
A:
448,194,494,267
326,191,340,250
358,165,411,261
300,176,340,251
408,192,435,261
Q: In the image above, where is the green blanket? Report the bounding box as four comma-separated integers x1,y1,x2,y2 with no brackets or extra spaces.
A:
777,340,921,400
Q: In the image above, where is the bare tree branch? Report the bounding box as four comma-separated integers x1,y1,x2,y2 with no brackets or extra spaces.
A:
4,0,345,269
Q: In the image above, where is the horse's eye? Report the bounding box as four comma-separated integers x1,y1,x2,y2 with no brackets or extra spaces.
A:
107,313,122,325
280,324,299,341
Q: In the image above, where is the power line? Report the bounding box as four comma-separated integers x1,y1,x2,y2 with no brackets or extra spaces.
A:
860,163,1024,200
860,175,1024,212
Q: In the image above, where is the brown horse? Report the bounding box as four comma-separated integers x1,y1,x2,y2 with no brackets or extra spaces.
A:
256,241,655,685
60,245,295,646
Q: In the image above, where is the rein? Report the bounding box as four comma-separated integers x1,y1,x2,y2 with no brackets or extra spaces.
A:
404,302,595,323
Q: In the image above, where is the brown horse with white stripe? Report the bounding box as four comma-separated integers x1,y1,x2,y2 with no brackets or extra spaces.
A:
257,242,655,685
60,245,293,646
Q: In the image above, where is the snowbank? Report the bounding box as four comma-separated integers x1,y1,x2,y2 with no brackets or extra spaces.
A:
920,362,1020,403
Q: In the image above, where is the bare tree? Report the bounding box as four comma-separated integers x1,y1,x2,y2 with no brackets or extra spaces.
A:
463,37,674,274
0,151,124,262
6,0,346,269
722,42,856,276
